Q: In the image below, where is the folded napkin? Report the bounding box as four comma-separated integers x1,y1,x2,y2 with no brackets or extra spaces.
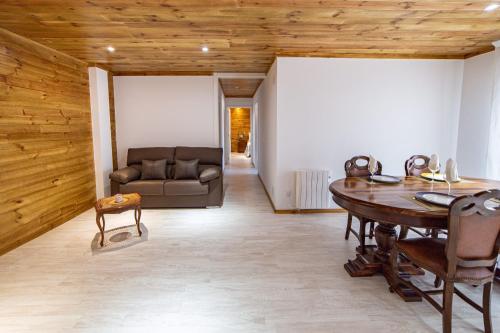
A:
444,158,460,182
368,155,378,174
428,153,440,172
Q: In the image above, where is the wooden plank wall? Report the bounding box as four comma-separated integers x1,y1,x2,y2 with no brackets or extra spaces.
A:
0,28,96,255
230,107,250,153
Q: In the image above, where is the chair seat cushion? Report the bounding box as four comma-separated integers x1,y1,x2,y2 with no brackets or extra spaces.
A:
164,180,208,196
395,238,494,283
121,180,164,196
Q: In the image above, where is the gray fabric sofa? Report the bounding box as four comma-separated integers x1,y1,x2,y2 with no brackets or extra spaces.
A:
109,147,223,208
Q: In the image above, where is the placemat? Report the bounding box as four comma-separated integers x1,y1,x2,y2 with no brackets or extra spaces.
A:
400,194,448,211
355,176,401,185
416,176,475,185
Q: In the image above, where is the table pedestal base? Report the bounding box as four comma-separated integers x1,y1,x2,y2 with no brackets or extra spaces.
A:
344,222,424,302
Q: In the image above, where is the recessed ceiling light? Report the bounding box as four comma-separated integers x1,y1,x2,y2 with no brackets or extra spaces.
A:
201,46,209,52
106,46,115,53
484,3,499,11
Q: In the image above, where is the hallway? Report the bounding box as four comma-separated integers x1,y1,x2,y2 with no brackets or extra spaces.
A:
0,156,498,332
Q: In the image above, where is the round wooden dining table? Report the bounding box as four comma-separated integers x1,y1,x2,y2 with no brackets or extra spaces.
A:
329,176,500,302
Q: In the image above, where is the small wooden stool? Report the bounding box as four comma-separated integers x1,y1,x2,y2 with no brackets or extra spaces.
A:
94,193,142,247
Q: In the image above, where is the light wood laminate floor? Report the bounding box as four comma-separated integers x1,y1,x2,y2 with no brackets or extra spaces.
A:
0,154,498,332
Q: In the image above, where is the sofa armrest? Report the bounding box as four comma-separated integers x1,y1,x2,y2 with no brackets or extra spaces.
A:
199,167,220,183
109,167,141,184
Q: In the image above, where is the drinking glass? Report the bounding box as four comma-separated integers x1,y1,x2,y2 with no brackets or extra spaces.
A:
368,163,378,184
428,163,440,183
443,172,452,195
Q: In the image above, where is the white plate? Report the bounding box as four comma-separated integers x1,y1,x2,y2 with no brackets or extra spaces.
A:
370,175,401,184
415,192,456,207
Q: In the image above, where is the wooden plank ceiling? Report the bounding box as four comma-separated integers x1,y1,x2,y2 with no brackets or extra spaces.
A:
0,1,499,74
220,78,263,97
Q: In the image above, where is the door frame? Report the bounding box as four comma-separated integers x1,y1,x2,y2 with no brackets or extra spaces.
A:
214,72,265,166
227,105,252,158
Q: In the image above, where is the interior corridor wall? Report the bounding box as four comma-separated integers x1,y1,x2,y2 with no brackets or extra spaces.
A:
253,61,278,206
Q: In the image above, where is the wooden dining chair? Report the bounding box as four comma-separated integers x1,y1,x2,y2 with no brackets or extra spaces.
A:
400,154,437,240
391,190,500,333
405,154,431,177
344,156,382,254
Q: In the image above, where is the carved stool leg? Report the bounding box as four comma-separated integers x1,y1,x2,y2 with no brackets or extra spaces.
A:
135,206,142,236
95,214,105,247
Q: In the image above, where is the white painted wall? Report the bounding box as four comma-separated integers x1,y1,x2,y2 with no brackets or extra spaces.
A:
251,101,259,167
273,57,464,209
218,82,226,167
456,51,495,178
88,67,113,198
113,76,218,168
254,61,278,204
486,43,500,180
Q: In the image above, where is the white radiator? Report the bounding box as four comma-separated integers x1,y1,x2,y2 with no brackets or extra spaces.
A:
295,169,333,209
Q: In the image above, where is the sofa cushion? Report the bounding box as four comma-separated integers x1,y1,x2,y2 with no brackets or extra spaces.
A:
163,180,208,196
199,167,220,183
127,147,175,166
174,159,199,180
141,159,167,180
109,167,140,184
175,147,222,166
121,180,164,195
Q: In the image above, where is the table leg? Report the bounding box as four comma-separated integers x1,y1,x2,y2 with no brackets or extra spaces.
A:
96,214,105,247
344,222,423,302
135,206,142,237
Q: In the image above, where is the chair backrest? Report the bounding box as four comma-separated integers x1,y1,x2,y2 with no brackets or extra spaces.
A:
405,155,431,176
446,190,500,275
344,155,382,177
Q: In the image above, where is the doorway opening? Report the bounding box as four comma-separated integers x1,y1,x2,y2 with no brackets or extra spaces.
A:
229,107,251,159
217,75,265,167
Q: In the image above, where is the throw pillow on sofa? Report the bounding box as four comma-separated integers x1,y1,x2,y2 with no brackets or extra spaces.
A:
109,166,141,184
174,159,199,180
199,167,220,183
141,159,167,180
